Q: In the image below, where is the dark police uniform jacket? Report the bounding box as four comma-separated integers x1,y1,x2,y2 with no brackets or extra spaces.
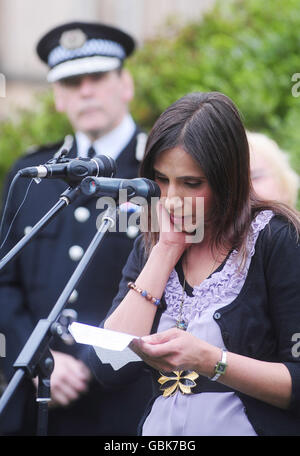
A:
0,128,152,435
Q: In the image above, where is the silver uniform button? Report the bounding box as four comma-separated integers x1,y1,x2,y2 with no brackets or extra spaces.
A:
24,226,32,235
69,245,84,261
68,289,78,303
126,225,139,239
74,207,90,223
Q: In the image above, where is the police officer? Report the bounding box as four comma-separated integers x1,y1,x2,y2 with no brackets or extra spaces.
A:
0,21,151,436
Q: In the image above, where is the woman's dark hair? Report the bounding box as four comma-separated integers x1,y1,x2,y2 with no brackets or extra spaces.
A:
139,91,300,255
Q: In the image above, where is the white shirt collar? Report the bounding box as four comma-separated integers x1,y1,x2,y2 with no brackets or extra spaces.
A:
75,114,136,160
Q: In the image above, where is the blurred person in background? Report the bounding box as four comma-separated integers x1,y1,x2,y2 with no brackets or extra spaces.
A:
248,131,299,208
0,21,152,436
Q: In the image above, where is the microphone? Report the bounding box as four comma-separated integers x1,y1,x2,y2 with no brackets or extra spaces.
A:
18,155,116,184
80,177,161,203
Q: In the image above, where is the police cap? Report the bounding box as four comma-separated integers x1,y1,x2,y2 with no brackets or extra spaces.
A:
36,21,135,82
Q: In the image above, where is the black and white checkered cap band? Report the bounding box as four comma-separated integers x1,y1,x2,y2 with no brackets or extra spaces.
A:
47,55,121,82
48,38,126,67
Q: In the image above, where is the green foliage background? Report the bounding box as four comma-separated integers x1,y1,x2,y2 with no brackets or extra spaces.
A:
1,0,300,204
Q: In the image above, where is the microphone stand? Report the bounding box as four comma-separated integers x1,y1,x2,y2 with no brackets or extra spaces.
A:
0,184,117,435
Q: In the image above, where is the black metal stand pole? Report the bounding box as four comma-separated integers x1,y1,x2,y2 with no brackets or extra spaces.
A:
36,349,54,436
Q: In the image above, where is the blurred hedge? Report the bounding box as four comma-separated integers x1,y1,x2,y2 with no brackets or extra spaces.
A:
1,0,300,204
0,91,73,188
128,0,300,179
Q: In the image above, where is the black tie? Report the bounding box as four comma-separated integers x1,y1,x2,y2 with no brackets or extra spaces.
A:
87,145,96,158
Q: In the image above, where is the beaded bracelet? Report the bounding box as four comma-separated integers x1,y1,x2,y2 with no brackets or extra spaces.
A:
128,282,161,306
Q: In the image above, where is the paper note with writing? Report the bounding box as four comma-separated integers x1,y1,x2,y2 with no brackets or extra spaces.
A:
69,322,142,370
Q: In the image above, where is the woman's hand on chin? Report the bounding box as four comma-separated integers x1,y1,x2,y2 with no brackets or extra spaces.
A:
156,201,191,254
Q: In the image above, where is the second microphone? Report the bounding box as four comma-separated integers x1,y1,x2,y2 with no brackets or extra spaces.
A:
80,177,161,203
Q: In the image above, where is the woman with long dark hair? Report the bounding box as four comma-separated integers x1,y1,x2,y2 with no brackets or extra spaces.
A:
92,92,300,436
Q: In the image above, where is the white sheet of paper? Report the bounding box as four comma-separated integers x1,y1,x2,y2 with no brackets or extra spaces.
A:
68,322,142,370
93,345,142,370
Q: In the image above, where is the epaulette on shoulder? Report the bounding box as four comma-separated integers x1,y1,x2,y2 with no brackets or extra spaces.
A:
135,132,148,162
25,140,64,157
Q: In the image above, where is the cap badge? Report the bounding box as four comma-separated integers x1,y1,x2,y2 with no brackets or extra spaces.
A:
60,29,87,50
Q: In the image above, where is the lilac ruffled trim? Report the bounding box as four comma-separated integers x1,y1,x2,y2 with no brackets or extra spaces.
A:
164,210,274,323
